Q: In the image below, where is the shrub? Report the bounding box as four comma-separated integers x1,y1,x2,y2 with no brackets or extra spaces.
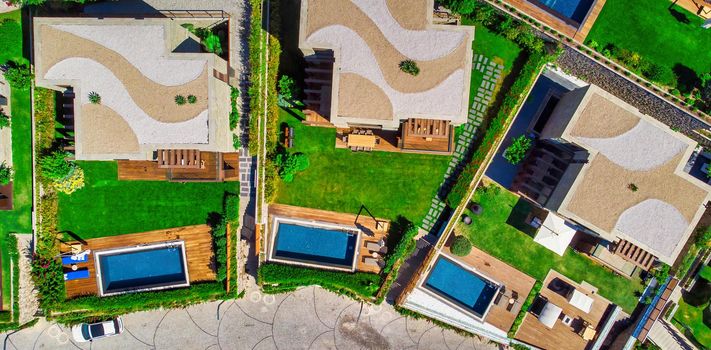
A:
232,134,241,150
275,152,309,182
399,60,420,76
4,63,32,90
504,135,532,165
382,223,418,275
0,162,12,185
211,217,228,283
450,235,472,256
53,167,85,194
259,263,380,299
175,95,186,105
203,32,223,55
39,151,74,181
699,265,711,281
31,254,65,310
187,95,197,104
508,281,542,337
277,75,300,107
628,183,638,192
0,110,9,129
439,0,477,15
230,86,240,130
87,91,101,104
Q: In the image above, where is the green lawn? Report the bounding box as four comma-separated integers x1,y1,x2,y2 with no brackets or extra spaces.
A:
0,10,23,65
457,184,643,312
672,279,711,348
57,161,239,238
275,109,450,224
587,0,711,86
471,26,522,74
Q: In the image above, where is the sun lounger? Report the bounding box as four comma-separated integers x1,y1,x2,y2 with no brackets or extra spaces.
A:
64,268,90,281
363,257,384,268
61,252,90,265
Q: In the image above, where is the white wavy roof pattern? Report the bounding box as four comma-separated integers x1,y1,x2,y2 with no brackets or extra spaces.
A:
52,24,206,86
45,58,208,144
349,0,465,60
576,120,686,171
615,199,689,257
307,26,465,117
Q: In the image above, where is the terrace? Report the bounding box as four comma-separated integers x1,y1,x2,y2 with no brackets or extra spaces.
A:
61,225,215,299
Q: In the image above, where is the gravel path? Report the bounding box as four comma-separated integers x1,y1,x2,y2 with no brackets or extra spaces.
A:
16,234,38,325
556,47,711,147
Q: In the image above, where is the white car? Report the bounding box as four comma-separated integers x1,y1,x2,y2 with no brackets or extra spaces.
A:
71,318,124,342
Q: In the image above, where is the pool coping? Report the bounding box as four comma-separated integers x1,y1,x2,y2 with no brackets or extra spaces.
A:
418,252,501,322
94,240,191,297
267,216,362,272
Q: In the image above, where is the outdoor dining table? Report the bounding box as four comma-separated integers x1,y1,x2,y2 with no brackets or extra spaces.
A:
347,134,376,148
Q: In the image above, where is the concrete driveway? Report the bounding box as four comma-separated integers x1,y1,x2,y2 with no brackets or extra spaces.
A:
1,286,497,350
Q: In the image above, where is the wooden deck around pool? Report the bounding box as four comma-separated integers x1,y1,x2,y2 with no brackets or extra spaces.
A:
61,225,216,299
500,0,607,42
267,204,390,273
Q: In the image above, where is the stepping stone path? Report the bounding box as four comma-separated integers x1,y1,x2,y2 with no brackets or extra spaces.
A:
421,55,504,232
239,148,255,197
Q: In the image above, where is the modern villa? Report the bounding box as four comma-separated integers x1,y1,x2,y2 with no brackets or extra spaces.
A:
33,17,238,181
297,0,474,154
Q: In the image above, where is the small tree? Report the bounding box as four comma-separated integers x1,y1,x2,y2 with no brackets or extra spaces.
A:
203,32,223,55
0,162,12,185
275,152,309,183
175,95,186,105
450,235,472,256
88,91,101,104
0,110,10,129
4,63,33,90
278,75,301,107
503,135,532,165
187,95,197,104
399,60,420,76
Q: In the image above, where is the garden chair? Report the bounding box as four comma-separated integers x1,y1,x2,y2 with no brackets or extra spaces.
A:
64,268,91,281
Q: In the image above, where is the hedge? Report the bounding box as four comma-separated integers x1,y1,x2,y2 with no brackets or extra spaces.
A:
446,51,549,207
508,281,542,337
258,263,381,300
375,223,419,303
52,282,227,324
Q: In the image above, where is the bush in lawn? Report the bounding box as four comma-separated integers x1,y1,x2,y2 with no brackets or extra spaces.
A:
53,167,85,195
275,152,309,182
399,60,420,76
504,135,532,165
0,110,9,129
187,95,197,104
0,162,12,185
203,32,223,55
277,75,300,107
87,91,101,104
175,95,186,105
450,235,472,256
39,151,74,181
4,62,32,90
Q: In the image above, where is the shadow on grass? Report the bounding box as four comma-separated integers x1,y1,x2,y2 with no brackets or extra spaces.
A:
668,7,691,25
506,197,537,238
385,215,413,251
673,63,700,94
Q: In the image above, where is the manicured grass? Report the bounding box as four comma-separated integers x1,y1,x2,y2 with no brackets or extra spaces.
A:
57,161,239,238
672,279,711,348
275,109,449,224
587,0,711,83
471,26,522,74
0,10,25,66
457,184,643,312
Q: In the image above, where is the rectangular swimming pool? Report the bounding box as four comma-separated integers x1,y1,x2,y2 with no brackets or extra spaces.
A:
270,218,360,270
533,0,595,24
95,241,189,296
424,256,499,319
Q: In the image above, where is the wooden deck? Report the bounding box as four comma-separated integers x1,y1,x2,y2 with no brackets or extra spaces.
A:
335,128,401,153
500,0,607,42
267,204,390,273
443,236,537,332
514,270,614,350
0,183,12,210
62,225,216,299
673,0,711,19
334,127,453,155
117,152,239,182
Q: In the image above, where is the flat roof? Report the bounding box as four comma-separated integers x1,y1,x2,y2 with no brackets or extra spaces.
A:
298,0,473,128
550,85,711,263
33,17,232,160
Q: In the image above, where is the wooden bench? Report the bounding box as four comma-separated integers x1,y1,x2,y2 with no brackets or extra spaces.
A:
283,126,294,149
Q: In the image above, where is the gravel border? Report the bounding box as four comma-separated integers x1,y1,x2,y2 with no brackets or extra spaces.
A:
556,48,711,147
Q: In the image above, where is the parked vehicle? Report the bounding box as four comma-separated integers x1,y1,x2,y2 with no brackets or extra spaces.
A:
71,318,124,342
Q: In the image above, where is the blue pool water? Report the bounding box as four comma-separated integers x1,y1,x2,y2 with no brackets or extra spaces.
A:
99,246,187,294
274,222,357,267
425,257,498,317
537,0,595,23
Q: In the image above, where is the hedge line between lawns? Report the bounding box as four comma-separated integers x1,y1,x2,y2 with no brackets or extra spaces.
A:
508,281,541,337
446,51,549,207
259,263,381,301
247,0,264,155
51,282,228,324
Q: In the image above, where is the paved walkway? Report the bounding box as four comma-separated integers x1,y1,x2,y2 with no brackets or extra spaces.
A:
421,55,504,232
2,286,497,350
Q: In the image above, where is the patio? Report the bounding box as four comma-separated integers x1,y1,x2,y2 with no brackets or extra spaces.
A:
61,225,216,299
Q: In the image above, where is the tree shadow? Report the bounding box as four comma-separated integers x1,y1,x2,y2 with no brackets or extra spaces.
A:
385,215,413,251
673,63,700,94
506,197,536,238
668,7,691,24
681,278,711,307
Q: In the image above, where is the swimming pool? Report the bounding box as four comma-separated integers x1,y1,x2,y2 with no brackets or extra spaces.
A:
95,241,189,296
270,218,360,270
533,0,595,24
424,256,499,319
